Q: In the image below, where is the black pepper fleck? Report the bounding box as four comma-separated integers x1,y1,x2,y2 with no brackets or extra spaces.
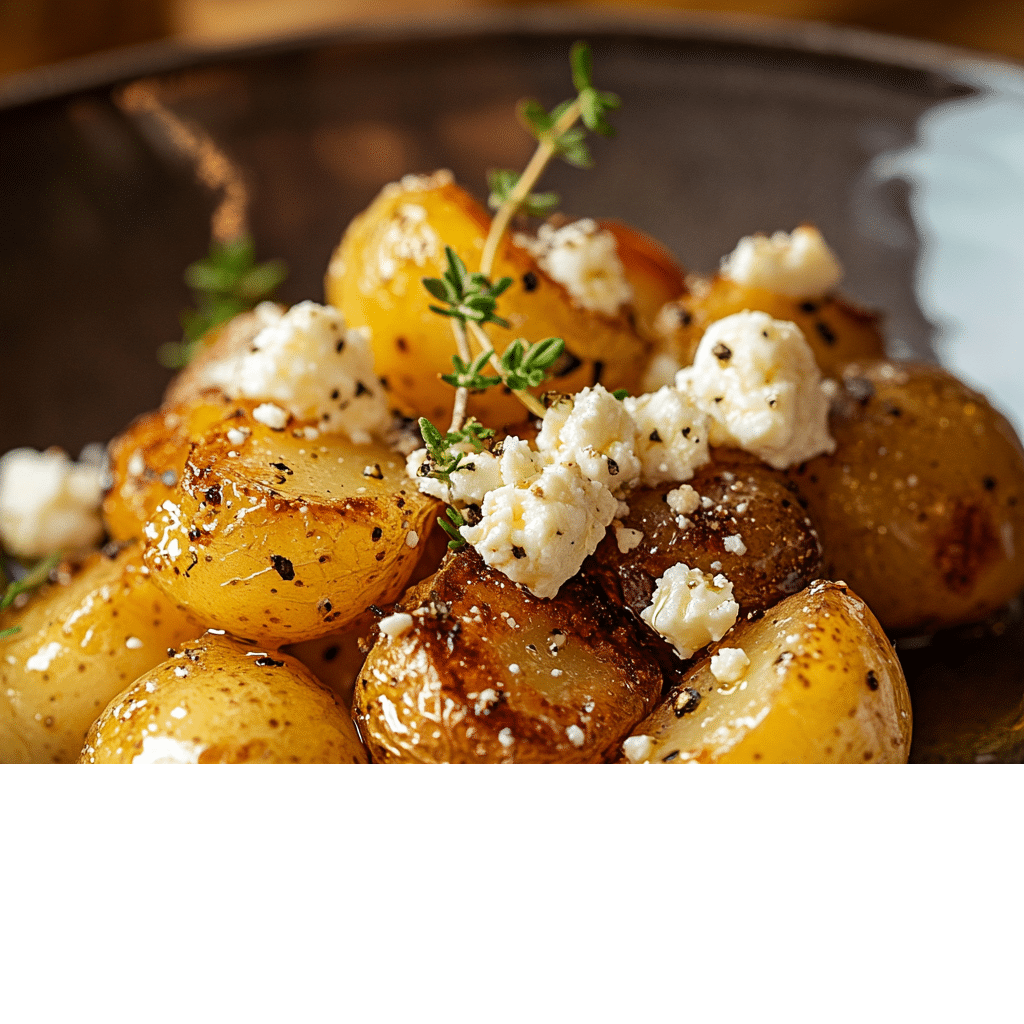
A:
270,555,295,581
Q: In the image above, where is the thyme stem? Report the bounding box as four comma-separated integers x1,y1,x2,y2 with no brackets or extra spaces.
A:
448,319,473,433
466,322,548,420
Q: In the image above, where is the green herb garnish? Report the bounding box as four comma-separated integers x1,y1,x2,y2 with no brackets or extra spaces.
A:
0,552,62,640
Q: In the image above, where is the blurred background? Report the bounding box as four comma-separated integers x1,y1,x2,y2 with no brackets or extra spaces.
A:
2,0,1023,78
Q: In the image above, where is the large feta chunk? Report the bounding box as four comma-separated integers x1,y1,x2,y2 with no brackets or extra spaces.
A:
460,462,619,600
640,565,739,660
203,301,389,444
719,225,842,299
515,219,633,316
0,447,105,558
623,386,711,485
676,310,835,470
537,386,640,492
406,446,504,505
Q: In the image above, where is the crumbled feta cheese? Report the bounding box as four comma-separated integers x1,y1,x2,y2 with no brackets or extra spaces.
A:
498,727,515,748
0,447,105,558
614,524,644,553
460,461,619,600
374,203,440,283
226,427,250,446
723,534,747,555
25,641,65,673
666,484,700,517
711,647,750,684
378,612,414,640
623,387,710,486
252,403,289,430
720,225,843,299
537,386,640,491
405,530,419,548
203,301,389,444
406,446,504,504
640,564,739,660
676,310,835,470
622,734,654,764
566,724,586,747
515,219,633,316
131,735,206,764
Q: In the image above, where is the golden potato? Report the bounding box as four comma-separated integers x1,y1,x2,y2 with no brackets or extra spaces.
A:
80,632,367,763
353,549,666,763
654,275,884,379
790,361,1024,632
142,406,438,644
590,449,823,616
623,581,912,763
325,171,651,427
0,545,202,763
104,397,233,541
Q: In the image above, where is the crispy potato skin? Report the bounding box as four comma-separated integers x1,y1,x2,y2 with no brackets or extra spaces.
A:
655,276,884,378
0,546,202,763
353,549,666,763
104,397,234,542
325,174,651,427
789,361,1024,632
591,449,823,617
626,582,912,763
142,407,438,644
80,633,368,763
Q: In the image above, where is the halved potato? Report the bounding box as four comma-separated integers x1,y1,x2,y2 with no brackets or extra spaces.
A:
80,632,367,764
325,171,651,426
654,275,884,379
790,361,1024,632
142,405,438,644
623,581,912,763
590,449,823,616
353,549,666,763
0,545,202,763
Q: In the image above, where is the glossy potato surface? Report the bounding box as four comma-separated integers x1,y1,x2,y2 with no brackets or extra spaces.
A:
591,449,822,616
325,173,651,426
625,582,912,763
80,633,367,763
655,276,884,379
142,407,438,644
0,546,201,763
790,361,1024,632
353,549,666,763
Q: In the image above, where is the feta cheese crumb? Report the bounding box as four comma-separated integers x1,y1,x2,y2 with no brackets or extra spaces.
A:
640,564,739,660
378,612,414,640
720,225,843,299
226,427,250,446
723,534,747,555
710,647,750,684
125,636,144,650
405,530,419,548
676,310,835,470
666,484,701,517
623,387,710,486
202,301,389,444
566,724,586,747
614,524,644,553
406,445,504,504
131,735,205,764
514,219,633,316
498,727,515,748
622,734,654,764
25,641,65,673
252,403,289,430
0,447,105,558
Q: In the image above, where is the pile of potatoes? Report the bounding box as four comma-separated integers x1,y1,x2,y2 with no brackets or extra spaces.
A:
4,172,1024,763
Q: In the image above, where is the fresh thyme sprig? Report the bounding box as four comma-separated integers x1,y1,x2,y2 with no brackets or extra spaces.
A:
423,247,512,329
0,552,62,640
500,337,565,391
437,507,467,551
417,417,495,487
480,41,620,276
159,234,288,369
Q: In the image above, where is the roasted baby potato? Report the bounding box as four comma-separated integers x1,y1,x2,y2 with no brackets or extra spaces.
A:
325,171,651,426
0,545,202,763
623,581,912,763
353,549,666,763
104,397,233,541
80,632,367,763
654,276,884,379
591,449,822,617
142,406,438,644
790,361,1024,632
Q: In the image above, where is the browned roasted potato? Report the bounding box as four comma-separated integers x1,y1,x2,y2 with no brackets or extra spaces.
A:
790,361,1024,632
353,549,666,763
654,276,884,379
142,405,438,644
623,581,912,763
590,449,822,617
104,397,234,541
325,171,651,427
80,632,368,763
0,545,202,763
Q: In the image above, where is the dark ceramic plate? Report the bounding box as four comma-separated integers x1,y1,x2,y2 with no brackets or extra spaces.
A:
3,10,1023,761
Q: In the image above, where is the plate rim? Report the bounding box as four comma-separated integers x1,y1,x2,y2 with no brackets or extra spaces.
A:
2,6,1023,112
